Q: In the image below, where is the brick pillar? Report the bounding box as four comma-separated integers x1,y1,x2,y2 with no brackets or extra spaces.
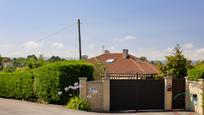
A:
185,77,191,111
79,77,87,99
102,77,110,112
164,77,172,110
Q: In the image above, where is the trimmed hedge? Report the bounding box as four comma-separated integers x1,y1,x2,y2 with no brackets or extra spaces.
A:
33,61,93,104
188,64,204,81
0,71,35,100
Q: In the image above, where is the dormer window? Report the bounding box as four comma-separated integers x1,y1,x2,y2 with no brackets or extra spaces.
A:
105,59,115,64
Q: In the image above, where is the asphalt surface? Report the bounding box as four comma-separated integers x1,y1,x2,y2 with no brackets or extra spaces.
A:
0,98,194,115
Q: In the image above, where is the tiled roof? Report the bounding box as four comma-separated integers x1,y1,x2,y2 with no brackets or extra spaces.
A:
87,53,159,74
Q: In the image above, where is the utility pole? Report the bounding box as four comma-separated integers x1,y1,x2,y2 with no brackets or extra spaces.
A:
78,19,82,60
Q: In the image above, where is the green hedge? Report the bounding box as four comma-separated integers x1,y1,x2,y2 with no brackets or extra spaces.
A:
0,71,35,100
188,64,204,81
33,61,93,104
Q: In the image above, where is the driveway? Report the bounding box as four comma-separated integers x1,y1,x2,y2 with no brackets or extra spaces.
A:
0,98,193,115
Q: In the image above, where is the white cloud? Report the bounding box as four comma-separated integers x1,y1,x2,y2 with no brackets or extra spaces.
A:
115,35,137,42
182,43,194,49
195,48,204,53
51,42,64,49
23,41,43,49
88,44,95,49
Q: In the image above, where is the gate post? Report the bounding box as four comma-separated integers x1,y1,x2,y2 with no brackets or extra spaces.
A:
79,77,87,99
164,76,172,111
185,77,190,111
103,77,110,112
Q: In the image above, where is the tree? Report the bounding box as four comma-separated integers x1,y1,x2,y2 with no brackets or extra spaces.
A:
150,60,164,68
12,57,26,67
93,58,106,80
0,54,3,70
163,44,189,78
26,54,38,68
48,56,64,62
139,56,148,61
38,55,46,66
25,54,45,69
81,55,88,60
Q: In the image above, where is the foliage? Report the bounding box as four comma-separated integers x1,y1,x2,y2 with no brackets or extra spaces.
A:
48,56,65,62
188,64,204,81
33,61,93,104
81,55,88,60
26,54,46,69
139,56,148,61
12,57,26,67
161,44,191,78
93,58,106,80
65,96,89,111
0,54,3,66
150,60,164,67
2,66,16,72
0,71,35,100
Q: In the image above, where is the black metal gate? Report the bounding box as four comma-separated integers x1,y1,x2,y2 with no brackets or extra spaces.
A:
172,78,185,109
110,79,164,111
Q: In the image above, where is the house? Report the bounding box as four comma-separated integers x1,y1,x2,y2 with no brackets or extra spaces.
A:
87,49,159,79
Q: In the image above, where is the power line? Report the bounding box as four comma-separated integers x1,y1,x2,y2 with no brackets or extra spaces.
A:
4,23,76,57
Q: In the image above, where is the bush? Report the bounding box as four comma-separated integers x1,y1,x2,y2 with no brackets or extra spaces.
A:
65,96,89,111
2,66,16,72
33,60,93,104
188,64,204,81
0,71,35,100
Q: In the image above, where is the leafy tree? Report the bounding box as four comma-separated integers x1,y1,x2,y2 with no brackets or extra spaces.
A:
163,44,190,78
81,55,88,60
26,54,38,68
48,56,64,62
195,60,204,66
25,54,45,69
150,60,164,68
139,56,148,61
0,54,3,70
12,57,26,67
93,58,106,80
38,55,46,66
0,54,3,66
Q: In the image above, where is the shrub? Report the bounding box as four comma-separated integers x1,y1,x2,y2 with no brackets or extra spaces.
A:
65,96,89,111
2,66,16,72
188,64,204,81
0,71,35,100
33,60,93,104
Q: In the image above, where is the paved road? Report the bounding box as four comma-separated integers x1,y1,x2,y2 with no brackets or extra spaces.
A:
0,98,193,115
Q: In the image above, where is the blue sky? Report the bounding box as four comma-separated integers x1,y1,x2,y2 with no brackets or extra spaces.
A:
0,0,203,60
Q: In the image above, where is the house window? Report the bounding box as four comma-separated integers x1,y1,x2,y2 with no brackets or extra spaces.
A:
105,59,115,64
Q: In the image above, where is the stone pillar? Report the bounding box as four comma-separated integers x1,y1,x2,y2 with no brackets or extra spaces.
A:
164,77,172,111
102,77,110,112
198,79,204,89
198,79,204,115
79,77,87,99
185,77,190,111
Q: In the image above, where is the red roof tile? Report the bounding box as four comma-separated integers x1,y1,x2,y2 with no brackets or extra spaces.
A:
87,53,159,74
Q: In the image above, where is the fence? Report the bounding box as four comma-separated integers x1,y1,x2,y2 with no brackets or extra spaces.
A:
107,72,156,80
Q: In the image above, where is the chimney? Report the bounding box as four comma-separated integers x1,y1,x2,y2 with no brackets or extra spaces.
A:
104,50,110,54
123,49,129,59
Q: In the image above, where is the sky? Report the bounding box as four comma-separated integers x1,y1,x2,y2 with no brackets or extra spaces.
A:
0,0,203,60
